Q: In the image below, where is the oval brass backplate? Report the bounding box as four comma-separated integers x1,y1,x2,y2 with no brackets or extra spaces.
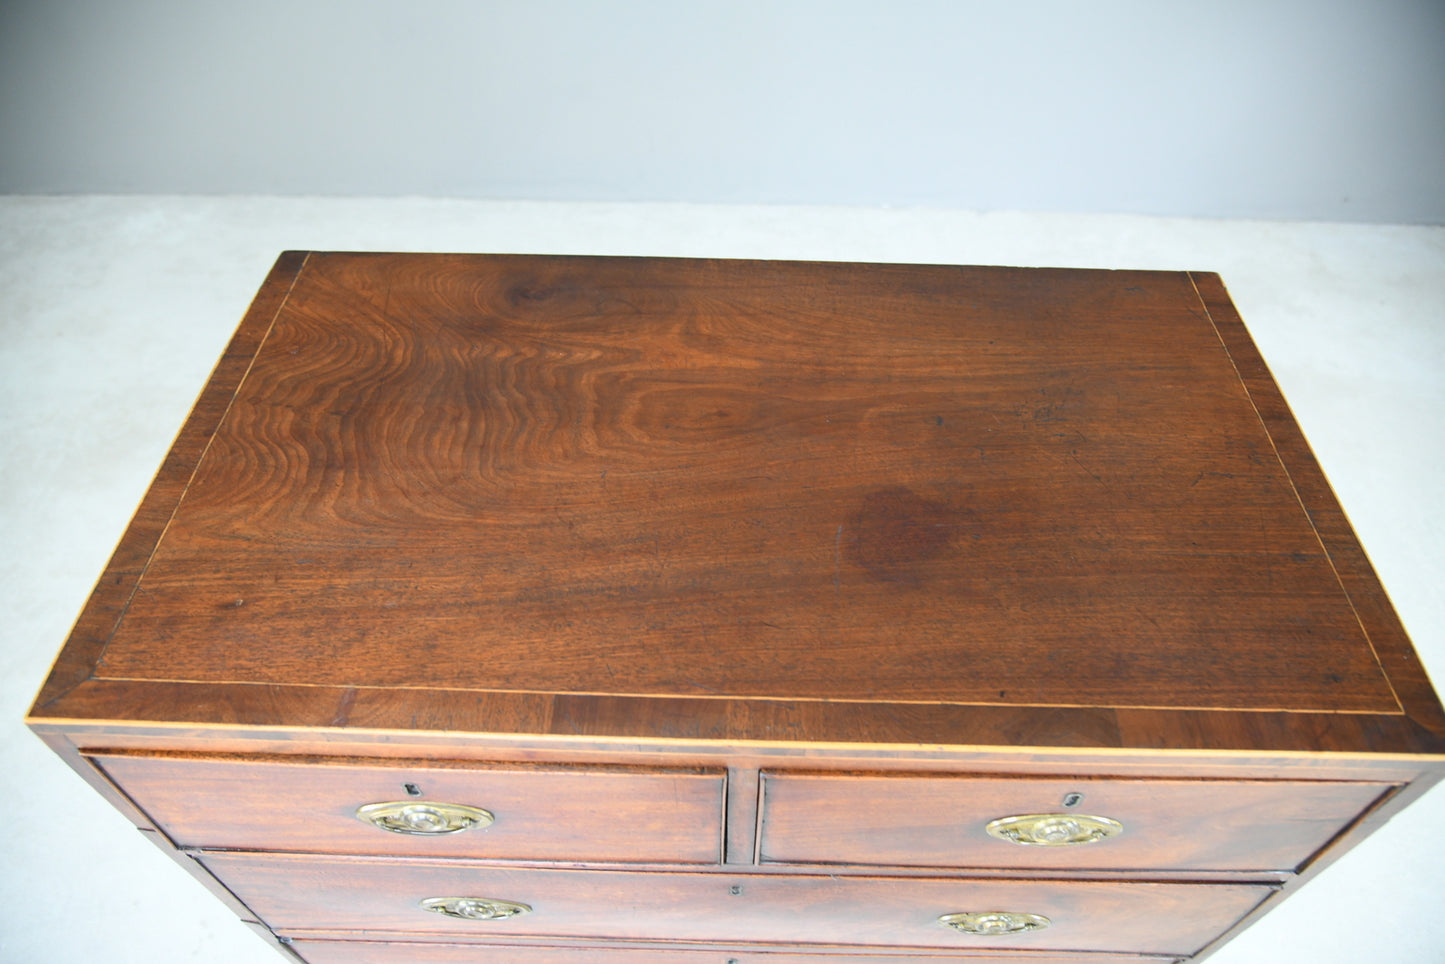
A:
985,812,1122,846
420,896,531,921
939,911,1051,935
356,801,495,835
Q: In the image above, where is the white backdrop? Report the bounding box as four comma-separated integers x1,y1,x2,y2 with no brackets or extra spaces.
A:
1,0,1442,222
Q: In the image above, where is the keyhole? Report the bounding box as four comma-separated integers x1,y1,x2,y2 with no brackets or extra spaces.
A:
404,783,423,797
729,885,743,896
1062,792,1083,808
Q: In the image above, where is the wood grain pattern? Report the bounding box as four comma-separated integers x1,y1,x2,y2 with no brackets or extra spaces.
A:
1187,271,1445,737
81,256,1397,713
756,771,1390,872
33,677,1445,756
32,254,1445,759
91,752,725,863
31,250,310,710
199,851,1269,956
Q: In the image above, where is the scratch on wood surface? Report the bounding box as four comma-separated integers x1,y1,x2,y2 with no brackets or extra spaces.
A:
1069,452,1108,490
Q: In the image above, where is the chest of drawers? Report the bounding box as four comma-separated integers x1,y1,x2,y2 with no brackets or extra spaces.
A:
29,252,1445,962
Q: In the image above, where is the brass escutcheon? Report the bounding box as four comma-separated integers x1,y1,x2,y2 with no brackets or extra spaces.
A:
356,801,494,835
420,896,531,921
939,911,1051,935
985,812,1122,846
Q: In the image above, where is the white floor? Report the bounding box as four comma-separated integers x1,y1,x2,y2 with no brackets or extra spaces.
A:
1,196,1441,963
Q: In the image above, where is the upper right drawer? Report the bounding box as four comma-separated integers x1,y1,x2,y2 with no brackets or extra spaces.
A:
757,772,1393,873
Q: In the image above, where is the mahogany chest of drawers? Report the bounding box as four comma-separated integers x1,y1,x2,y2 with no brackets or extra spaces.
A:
30,253,1445,962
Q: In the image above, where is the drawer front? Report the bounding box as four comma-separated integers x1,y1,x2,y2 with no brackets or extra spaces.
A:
200,852,1269,956
90,753,725,863
291,940,1181,963
758,772,1391,872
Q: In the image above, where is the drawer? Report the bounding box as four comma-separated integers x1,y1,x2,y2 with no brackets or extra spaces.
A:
199,852,1270,956
290,940,1182,963
89,752,725,863
758,772,1391,872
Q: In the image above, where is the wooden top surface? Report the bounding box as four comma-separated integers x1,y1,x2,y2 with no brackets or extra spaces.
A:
31,253,1445,755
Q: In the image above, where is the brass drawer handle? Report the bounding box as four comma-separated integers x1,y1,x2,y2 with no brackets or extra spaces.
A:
985,812,1122,846
421,896,531,921
356,801,495,835
939,911,1051,935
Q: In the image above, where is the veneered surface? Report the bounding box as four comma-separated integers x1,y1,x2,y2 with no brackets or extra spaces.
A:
201,851,1269,955
91,752,725,863
84,255,1395,714
757,771,1391,872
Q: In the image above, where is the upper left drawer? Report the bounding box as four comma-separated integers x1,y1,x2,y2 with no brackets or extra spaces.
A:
86,752,726,864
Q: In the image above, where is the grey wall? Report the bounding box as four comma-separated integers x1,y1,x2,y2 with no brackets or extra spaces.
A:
1,0,1442,223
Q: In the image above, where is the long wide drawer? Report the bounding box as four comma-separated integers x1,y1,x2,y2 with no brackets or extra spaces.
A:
290,940,1182,964
199,852,1271,956
758,771,1391,872
89,752,726,863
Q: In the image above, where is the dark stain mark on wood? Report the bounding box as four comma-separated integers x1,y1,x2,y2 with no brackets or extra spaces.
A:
845,486,964,585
